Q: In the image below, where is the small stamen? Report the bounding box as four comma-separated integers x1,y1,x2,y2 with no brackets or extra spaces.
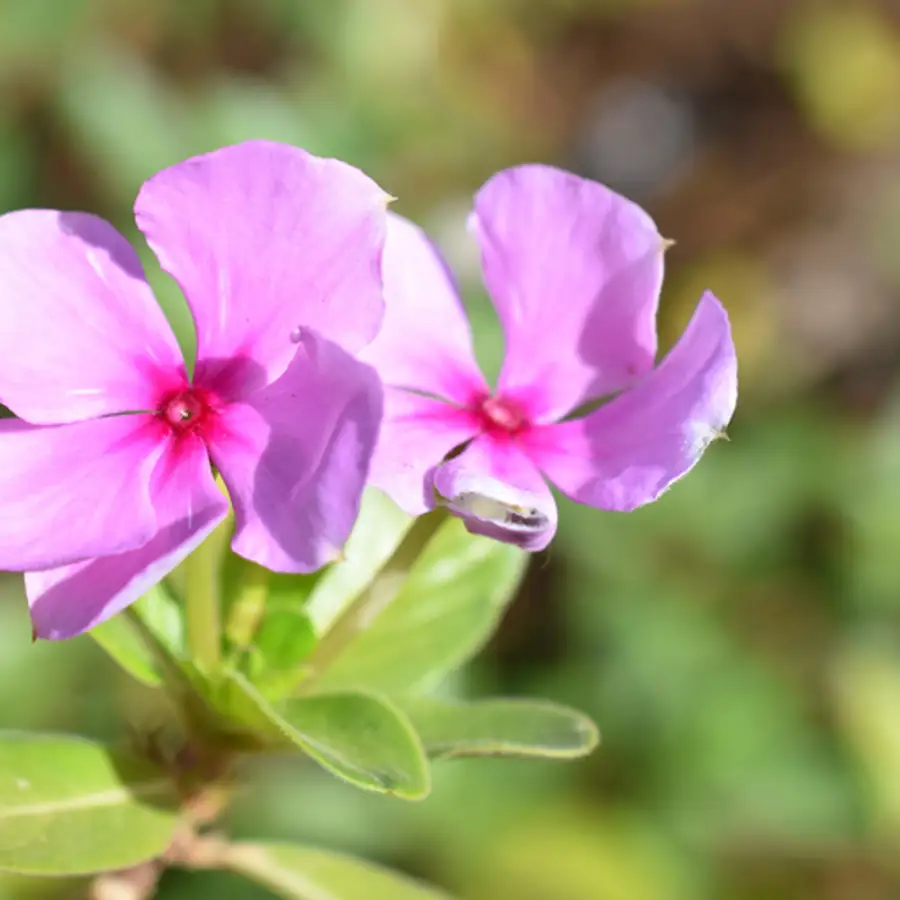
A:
159,389,211,435
477,394,529,436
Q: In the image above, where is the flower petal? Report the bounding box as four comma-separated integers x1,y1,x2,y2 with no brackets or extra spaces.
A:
0,211,183,424
0,416,165,572
524,292,737,511
135,140,390,392
359,213,488,404
471,164,665,422
27,433,228,640
433,435,557,551
368,387,479,516
209,332,383,573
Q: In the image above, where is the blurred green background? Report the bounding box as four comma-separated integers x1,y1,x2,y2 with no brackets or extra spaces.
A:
4,0,900,897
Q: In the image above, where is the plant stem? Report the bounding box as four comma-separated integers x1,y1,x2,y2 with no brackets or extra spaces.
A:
300,507,447,685
87,860,162,900
185,527,227,672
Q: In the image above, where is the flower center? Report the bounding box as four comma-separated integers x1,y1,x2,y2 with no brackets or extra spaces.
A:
158,388,213,436
475,394,529,436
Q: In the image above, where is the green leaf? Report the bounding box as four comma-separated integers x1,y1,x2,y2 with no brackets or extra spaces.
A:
254,606,317,672
89,614,160,687
0,732,179,876
215,672,430,798
208,670,288,749
87,586,185,687
278,693,431,799
397,697,600,760
135,584,186,653
314,516,527,694
234,599,318,702
305,488,414,635
225,841,453,899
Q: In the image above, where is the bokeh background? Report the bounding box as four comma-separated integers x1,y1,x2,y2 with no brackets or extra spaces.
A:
4,0,900,897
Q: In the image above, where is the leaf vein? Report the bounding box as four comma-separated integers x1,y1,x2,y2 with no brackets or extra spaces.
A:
0,778,171,821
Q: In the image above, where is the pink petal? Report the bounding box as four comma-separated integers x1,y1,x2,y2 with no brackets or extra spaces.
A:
359,213,488,404
368,387,479,516
433,434,557,551
471,164,665,422
209,332,383,573
0,416,166,572
0,211,183,424
524,292,737,511
134,140,390,393
27,432,228,640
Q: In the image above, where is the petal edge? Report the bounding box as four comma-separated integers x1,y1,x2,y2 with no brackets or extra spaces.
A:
135,140,390,391
0,416,165,572
525,291,737,511
0,211,183,423
28,432,228,640
434,435,558,551
360,212,488,404
472,164,665,421
210,333,384,573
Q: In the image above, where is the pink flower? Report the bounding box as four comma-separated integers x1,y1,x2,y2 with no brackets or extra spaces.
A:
0,141,389,639
361,165,737,550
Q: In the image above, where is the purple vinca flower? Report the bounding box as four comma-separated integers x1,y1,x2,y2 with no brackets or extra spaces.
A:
361,164,737,550
0,140,389,639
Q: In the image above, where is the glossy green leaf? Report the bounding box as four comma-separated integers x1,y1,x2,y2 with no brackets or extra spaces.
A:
240,601,318,702
305,488,414,634
0,732,179,876
253,606,317,673
242,651,310,704
87,586,185,687
216,672,431,798
398,697,600,760
226,841,453,899
278,692,431,798
207,670,287,749
314,516,527,694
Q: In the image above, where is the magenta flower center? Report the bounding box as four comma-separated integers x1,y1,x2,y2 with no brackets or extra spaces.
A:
158,387,214,437
475,394,529,436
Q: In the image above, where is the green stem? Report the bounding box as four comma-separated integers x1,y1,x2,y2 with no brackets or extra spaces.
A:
185,528,227,672
300,507,447,686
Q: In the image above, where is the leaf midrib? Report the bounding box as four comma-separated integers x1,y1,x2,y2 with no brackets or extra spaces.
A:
0,778,172,821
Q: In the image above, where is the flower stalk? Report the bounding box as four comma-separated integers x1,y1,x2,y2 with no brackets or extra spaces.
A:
185,523,230,672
